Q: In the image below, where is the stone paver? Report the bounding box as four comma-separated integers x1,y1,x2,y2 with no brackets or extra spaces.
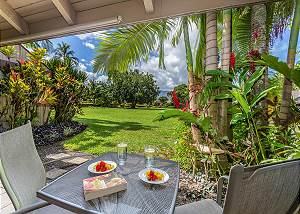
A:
63,157,89,165
46,152,71,160
46,168,68,180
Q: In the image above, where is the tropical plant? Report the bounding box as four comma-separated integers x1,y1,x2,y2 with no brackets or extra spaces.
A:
279,0,300,124
0,46,16,62
55,42,78,65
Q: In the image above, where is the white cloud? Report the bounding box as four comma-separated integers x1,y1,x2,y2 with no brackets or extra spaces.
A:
85,72,108,82
78,62,87,71
135,24,198,91
81,59,86,62
84,42,96,49
76,31,104,40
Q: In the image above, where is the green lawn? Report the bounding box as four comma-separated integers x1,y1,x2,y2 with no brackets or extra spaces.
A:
64,107,183,157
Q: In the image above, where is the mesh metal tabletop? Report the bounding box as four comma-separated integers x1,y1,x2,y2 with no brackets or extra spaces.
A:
37,152,180,214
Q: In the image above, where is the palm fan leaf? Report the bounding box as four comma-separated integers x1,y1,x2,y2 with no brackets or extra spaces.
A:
93,19,174,74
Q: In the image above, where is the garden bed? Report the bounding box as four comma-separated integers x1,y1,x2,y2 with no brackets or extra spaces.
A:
33,121,87,146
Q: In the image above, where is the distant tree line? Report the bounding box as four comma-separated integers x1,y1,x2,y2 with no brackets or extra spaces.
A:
86,70,159,108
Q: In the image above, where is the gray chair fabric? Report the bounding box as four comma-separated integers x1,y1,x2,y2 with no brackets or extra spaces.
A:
175,158,300,214
175,199,222,214
0,122,73,213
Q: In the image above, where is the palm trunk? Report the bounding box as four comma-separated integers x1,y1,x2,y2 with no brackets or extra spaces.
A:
206,11,218,129
279,0,300,125
220,9,232,138
182,17,200,143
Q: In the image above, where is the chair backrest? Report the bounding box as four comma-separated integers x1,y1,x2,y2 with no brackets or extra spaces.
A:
0,122,46,210
223,158,300,214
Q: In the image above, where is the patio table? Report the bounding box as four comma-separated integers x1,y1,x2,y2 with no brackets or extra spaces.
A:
37,152,180,214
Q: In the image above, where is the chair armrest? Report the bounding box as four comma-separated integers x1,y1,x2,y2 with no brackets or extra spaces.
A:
217,175,229,206
12,201,50,214
43,154,95,165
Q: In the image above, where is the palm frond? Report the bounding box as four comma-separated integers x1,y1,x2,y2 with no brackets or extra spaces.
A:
93,19,174,74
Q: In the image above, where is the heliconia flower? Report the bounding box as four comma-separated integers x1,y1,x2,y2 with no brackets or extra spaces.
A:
20,59,25,65
230,52,236,70
172,90,180,109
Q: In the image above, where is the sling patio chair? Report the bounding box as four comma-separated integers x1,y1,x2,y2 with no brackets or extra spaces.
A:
0,122,93,213
175,158,300,214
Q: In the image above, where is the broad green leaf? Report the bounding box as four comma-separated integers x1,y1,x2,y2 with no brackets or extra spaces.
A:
196,116,212,132
205,70,234,78
250,86,276,107
214,93,232,100
231,89,250,116
244,67,265,95
261,54,291,79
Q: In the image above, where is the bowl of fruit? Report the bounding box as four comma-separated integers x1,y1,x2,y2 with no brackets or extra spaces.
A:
88,160,117,174
138,168,169,184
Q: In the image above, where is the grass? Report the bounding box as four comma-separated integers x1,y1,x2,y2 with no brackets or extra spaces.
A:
64,107,184,157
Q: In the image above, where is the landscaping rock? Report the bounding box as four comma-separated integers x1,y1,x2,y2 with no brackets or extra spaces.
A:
176,171,218,206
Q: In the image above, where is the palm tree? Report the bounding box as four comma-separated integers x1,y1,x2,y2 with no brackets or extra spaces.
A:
55,42,78,65
24,40,54,53
0,45,16,62
206,11,218,129
279,0,300,125
219,9,232,137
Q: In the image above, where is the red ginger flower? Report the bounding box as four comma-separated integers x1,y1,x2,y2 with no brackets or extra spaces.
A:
230,52,235,70
172,90,180,109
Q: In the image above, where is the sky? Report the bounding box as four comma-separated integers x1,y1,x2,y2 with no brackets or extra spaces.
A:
50,25,300,92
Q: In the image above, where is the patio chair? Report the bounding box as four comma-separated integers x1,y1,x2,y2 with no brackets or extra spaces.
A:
175,158,300,214
0,122,93,213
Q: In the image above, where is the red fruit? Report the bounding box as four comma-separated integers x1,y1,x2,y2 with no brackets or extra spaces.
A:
95,164,101,172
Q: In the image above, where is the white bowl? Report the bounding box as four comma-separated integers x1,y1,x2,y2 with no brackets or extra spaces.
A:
138,168,169,184
88,160,117,174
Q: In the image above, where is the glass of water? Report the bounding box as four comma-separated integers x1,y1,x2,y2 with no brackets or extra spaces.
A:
144,145,155,167
117,143,127,165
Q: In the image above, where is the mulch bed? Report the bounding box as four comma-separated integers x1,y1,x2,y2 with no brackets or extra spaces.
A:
33,121,87,146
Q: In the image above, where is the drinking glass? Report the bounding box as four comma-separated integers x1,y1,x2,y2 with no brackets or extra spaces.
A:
144,145,155,167
117,143,127,165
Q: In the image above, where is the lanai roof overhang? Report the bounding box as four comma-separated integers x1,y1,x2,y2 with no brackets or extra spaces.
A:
0,0,270,46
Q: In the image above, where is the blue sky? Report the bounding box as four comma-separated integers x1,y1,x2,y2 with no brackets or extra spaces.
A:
50,27,299,91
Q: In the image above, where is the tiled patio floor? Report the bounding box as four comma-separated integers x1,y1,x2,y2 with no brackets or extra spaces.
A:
0,180,14,214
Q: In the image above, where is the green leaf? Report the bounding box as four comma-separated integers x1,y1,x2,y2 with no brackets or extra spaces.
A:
231,89,250,116
196,116,212,132
244,67,265,95
214,93,232,100
205,70,233,78
230,112,244,125
261,54,291,79
250,86,276,107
